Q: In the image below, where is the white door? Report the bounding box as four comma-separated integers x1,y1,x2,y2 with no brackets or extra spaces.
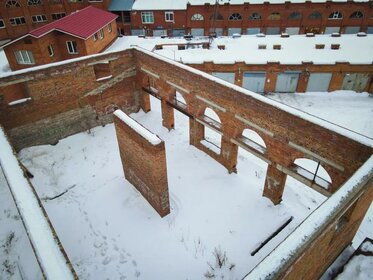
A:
275,73,300,93
306,73,332,92
191,28,204,36
285,27,300,35
212,72,235,84
243,72,266,93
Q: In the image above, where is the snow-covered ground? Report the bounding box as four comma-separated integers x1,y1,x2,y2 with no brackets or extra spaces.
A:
17,96,328,279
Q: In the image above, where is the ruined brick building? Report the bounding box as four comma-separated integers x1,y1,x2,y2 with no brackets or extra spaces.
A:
0,45,372,279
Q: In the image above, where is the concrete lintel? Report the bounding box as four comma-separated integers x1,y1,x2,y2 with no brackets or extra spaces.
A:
230,138,271,164
84,67,136,97
196,95,226,112
166,80,190,94
196,118,223,135
289,141,345,172
140,67,160,79
276,163,332,197
0,76,34,87
87,56,119,66
235,114,274,137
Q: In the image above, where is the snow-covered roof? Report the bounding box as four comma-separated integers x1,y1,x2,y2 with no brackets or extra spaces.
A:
108,0,134,11
0,127,76,280
132,0,369,10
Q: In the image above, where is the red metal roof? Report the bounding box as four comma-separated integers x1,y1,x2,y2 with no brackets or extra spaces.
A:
29,6,117,39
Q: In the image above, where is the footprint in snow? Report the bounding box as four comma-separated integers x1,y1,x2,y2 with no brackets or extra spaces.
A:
102,256,111,265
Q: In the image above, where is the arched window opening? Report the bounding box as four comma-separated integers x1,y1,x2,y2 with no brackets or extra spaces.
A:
241,129,266,153
191,13,204,21
268,12,281,20
328,11,343,20
309,11,322,20
350,11,363,19
293,158,332,190
229,13,242,21
249,12,261,20
288,12,302,20
201,108,222,154
5,0,20,7
28,0,41,5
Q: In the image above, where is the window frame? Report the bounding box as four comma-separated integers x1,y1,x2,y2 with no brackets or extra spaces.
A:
99,28,104,39
47,44,54,57
165,11,174,22
328,11,343,20
93,33,98,41
14,50,35,65
228,13,242,21
0,19,5,29
309,11,322,20
5,0,20,7
66,41,78,54
249,12,261,20
268,12,281,20
31,14,47,23
191,13,204,21
51,13,66,20
27,0,41,6
141,12,154,24
10,17,26,26
350,11,363,19
108,23,112,33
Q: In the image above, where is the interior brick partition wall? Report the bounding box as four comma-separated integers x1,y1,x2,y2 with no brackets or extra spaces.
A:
113,111,170,217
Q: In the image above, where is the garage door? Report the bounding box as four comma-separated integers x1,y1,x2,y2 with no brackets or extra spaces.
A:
367,27,373,34
306,73,332,92
275,73,300,93
228,28,242,36
172,29,186,37
243,72,266,93
285,27,300,35
342,73,370,92
212,72,235,84
210,28,224,37
344,26,360,34
191,28,205,36
131,29,145,36
324,27,340,34
266,27,280,35
247,28,261,35
153,29,167,37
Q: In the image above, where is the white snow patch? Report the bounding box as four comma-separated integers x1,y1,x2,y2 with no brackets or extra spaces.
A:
8,97,32,106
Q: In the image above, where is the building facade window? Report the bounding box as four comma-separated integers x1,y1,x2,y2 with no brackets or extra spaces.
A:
10,17,26,26
0,19,5,28
328,11,343,19
350,11,363,19
123,11,131,23
27,0,41,5
141,12,154,24
5,0,20,7
108,23,112,33
14,50,35,64
52,13,66,20
93,33,98,41
191,13,204,21
288,12,302,20
99,28,104,39
309,11,322,20
268,12,281,20
47,45,54,57
32,15,47,23
165,11,174,22
229,13,242,20
66,41,78,54
249,12,261,20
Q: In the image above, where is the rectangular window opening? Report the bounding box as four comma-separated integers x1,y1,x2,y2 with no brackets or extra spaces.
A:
165,11,174,22
66,41,78,54
47,44,54,57
14,50,35,65
141,12,154,24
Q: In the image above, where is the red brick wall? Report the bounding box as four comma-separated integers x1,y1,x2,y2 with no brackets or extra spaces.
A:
84,20,118,55
113,112,170,217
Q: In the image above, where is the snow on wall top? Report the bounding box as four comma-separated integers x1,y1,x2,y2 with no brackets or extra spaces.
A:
0,128,76,280
243,154,373,280
134,46,373,148
132,0,369,10
114,110,162,145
